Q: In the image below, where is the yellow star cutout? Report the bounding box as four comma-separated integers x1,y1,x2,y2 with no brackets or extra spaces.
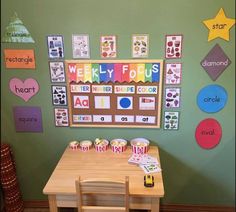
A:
203,8,235,41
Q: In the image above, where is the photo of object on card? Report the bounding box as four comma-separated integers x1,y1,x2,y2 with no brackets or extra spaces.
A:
49,61,66,83
165,35,183,59
100,35,117,58
132,34,149,58
72,34,90,59
165,63,182,85
164,111,180,130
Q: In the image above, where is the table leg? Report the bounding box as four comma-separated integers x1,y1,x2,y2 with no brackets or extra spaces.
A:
48,195,58,212
151,197,160,212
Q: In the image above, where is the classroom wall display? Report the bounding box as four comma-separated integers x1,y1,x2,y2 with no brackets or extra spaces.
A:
54,108,69,127
51,85,67,106
203,8,235,41
100,35,117,58
46,35,64,59
200,44,231,81
13,106,43,132
49,61,66,83
165,63,182,85
1,12,35,43
9,78,39,102
4,49,36,69
65,59,163,128
195,118,222,149
165,35,183,59
163,111,179,130
197,84,228,113
164,87,181,108
72,34,90,58
132,34,149,58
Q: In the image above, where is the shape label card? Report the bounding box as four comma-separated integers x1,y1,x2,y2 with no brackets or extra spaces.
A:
165,88,181,108
164,111,179,130
165,35,183,59
54,108,69,127
165,63,182,84
195,118,222,149
100,35,117,58
200,44,231,81
47,35,64,59
13,106,43,132
197,84,227,113
203,8,235,41
4,49,36,69
9,78,39,102
65,60,164,128
132,34,149,58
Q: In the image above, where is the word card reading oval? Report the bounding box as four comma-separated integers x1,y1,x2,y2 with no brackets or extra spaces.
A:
195,118,222,149
197,84,227,113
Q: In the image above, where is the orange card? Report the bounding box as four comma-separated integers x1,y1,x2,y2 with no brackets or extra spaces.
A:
4,49,36,69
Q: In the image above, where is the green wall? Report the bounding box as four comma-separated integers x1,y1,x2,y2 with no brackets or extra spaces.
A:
1,0,235,206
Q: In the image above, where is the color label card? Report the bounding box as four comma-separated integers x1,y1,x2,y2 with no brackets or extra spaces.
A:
139,97,155,110
73,115,92,122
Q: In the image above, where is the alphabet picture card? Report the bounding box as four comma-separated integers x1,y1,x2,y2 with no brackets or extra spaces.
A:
165,35,183,59
165,87,181,108
200,44,231,81
132,34,149,58
203,8,235,41
100,35,117,58
49,61,66,83
72,34,90,58
165,63,182,85
54,108,69,127
195,118,222,149
164,111,179,130
47,35,64,59
52,85,67,106
4,49,36,69
13,106,43,132
9,78,39,102
2,12,35,43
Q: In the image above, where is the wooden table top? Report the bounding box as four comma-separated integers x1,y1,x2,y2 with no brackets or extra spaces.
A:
43,145,164,197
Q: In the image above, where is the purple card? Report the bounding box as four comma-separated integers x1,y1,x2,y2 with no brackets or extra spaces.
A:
200,44,231,81
13,106,43,132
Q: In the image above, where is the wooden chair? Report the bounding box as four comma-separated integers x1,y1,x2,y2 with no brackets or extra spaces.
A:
75,176,129,212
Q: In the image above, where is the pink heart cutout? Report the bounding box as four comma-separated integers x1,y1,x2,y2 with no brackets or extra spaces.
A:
9,78,39,102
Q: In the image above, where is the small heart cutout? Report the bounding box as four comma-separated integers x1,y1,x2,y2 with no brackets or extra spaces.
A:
9,78,39,102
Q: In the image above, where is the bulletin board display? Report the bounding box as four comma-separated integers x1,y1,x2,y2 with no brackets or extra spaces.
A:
65,60,163,128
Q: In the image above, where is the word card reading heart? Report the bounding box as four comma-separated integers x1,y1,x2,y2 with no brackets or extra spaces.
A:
9,78,39,102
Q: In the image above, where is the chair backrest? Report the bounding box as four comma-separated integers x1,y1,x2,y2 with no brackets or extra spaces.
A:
75,176,129,212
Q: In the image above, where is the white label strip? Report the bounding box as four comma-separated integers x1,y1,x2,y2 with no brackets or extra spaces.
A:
115,115,134,123
136,116,156,124
92,85,112,93
137,86,158,94
70,84,90,93
93,115,112,122
114,85,135,94
73,115,92,122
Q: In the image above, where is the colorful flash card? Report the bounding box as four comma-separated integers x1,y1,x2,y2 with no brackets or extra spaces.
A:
139,163,161,174
94,96,110,109
54,108,69,127
165,35,183,59
200,44,231,81
203,8,235,41
72,34,90,58
165,63,182,84
13,106,43,132
73,96,89,108
47,35,64,59
165,87,181,108
9,78,39,102
49,61,66,83
100,35,117,58
52,85,67,106
132,34,149,58
2,12,35,43
139,97,155,110
117,97,133,110
164,111,180,130
4,49,36,69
